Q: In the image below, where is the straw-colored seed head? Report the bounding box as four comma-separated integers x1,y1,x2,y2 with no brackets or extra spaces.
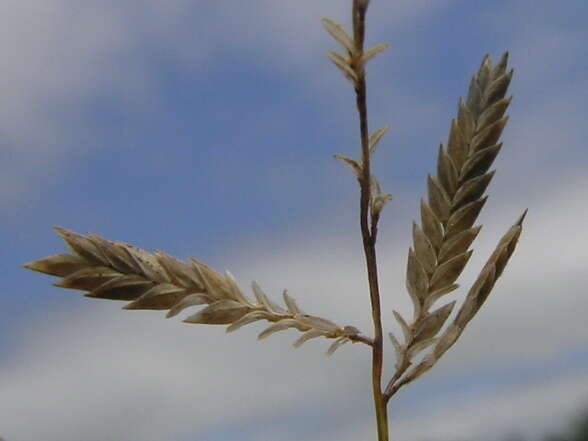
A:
24,227,367,355
387,53,526,393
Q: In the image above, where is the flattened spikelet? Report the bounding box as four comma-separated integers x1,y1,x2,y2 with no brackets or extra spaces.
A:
327,51,358,83
362,43,390,64
407,52,513,310
412,301,455,343
326,337,350,356
321,18,355,54
293,329,328,348
391,211,526,394
387,53,525,395
369,126,390,155
26,228,367,355
23,253,85,277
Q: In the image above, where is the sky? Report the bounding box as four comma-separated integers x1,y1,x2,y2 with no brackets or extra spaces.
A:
2,0,587,440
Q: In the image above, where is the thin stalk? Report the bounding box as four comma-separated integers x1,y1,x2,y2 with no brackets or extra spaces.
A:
351,1,389,440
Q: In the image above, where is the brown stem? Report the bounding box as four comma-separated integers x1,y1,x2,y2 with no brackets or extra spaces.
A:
351,1,389,440
350,333,376,347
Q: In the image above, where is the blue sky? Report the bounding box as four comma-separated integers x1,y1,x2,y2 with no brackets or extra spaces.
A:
2,1,587,440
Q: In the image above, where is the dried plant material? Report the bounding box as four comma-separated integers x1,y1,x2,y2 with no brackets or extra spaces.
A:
428,250,472,293
296,314,340,333
420,199,444,248
321,18,355,55
322,13,389,92
184,300,249,325
25,253,86,277
165,293,210,317
293,329,328,348
369,175,393,218
24,227,370,352
392,310,411,343
282,290,301,315
453,210,527,328
326,337,350,356
26,4,527,440
327,50,358,84
334,154,362,178
388,212,525,395
437,145,458,196
425,283,459,311
412,301,455,343
406,249,428,305
226,311,272,333
412,222,436,274
252,281,274,312
371,192,393,218
388,331,402,353
123,284,185,309
437,226,482,263
385,53,525,399
445,197,488,237
258,319,305,340
388,332,406,371
362,44,390,64
461,143,502,182
427,175,451,221
406,337,437,360
369,126,390,155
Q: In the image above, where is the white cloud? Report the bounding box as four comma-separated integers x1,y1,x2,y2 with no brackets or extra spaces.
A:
2,164,587,441
3,2,587,441
299,370,588,441
4,0,587,434
224,167,588,368
395,371,588,441
473,0,587,176
0,0,463,212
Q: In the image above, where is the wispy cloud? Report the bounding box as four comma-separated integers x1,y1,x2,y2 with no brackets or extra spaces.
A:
0,0,462,212
3,169,588,440
4,1,587,440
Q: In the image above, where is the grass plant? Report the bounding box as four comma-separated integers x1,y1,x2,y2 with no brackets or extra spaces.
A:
25,1,526,439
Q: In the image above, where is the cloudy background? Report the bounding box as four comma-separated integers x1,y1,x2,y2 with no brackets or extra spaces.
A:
2,0,587,440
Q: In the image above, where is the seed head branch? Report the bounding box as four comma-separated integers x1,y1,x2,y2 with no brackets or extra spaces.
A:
384,53,526,401
24,227,372,355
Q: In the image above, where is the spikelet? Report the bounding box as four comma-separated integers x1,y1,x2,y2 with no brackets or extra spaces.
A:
321,16,389,86
24,227,367,355
388,211,526,396
386,53,526,395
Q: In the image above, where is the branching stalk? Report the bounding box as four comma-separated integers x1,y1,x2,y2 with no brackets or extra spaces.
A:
351,1,389,440
24,1,527,441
